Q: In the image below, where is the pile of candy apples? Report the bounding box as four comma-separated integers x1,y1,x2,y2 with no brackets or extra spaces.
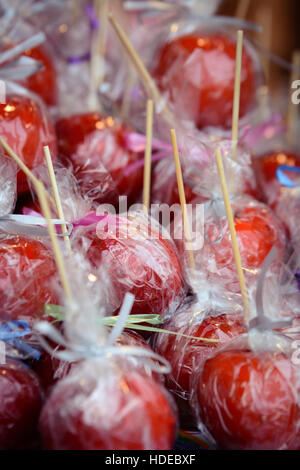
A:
0,0,300,451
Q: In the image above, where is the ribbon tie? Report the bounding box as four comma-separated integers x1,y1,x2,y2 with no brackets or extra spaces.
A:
35,293,171,374
276,165,300,188
0,320,40,360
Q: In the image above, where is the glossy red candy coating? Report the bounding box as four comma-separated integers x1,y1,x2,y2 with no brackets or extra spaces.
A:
0,94,56,194
55,113,143,204
197,350,300,450
155,33,256,128
156,314,246,398
0,236,58,321
213,205,283,268
39,362,177,450
22,45,57,106
86,215,184,316
0,360,42,449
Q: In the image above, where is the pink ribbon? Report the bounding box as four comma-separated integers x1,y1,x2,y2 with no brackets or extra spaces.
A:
240,114,286,147
22,208,125,231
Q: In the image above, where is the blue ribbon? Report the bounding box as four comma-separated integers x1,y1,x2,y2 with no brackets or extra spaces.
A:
0,321,41,360
276,165,300,188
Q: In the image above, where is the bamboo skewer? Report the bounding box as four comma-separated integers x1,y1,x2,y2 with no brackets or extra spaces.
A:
287,50,300,146
215,147,251,324
143,100,154,213
44,146,72,254
0,137,55,208
121,64,136,119
88,0,108,112
108,12,175,127
96,0,108,90
170,129,195,274
231,30,243,164
35,181,74,310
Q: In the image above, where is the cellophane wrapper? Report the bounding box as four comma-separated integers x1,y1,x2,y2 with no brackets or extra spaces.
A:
275,187,300,251
153,282,246,430
0,234,59,322
192,329,300,450
39,355,178,450
33,164,93,223
71,209,186,317
171,192,286,294
0,81,57,194
0,154,17,216
123,15,262,133
37,250,178,450
152,135,257,207
0,358,42,450
55,113,143,205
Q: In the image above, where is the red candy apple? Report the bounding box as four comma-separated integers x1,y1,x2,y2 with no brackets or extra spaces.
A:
22,44,57,106
84,214,184,316
55,113,143,204
155,311,246,427
156,313,246,398
0,359,42,449
155,33,257,128
0,93,56,194
173,197,286,291
39,359,177,450
0,236,58,321
197,349,300,450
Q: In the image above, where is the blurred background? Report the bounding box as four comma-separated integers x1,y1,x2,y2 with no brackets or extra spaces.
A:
219,0,300,92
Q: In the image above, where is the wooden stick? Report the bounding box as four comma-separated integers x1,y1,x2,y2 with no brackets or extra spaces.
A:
0,137,55,208
235,0,250,20
35,180,74,310
121,64,136,119
287,50,300,146
96,0,108,89
88,0,108,111
143,100,154,212
231,30,243,163
108,12,175,127
170,129,195,273
215,147,250,324
44,146,72,254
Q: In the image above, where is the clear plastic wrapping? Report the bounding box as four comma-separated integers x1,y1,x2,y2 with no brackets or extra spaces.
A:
0,82,56,195
276,187,300,252
172,193,286,294
0,154,17,216
39,355,177,450
0,358,42,450
143,16,262,129
35,252,178,450
72,210,186,317
153,292,246,428
152,134,257,207
55,112,144,204
194,330,300,450
0,234,58,322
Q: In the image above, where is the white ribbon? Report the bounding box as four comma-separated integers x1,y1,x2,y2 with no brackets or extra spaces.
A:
35,293,171,374
0,214,73,238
